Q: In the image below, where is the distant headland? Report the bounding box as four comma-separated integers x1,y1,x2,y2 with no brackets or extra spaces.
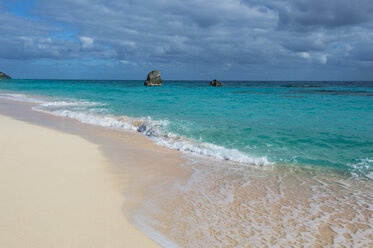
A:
0,72,11,79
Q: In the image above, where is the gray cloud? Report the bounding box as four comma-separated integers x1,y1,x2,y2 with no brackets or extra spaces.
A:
243,0,373,31
0,0,372,80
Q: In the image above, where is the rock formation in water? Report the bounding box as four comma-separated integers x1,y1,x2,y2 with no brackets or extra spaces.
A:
136,123,153,136
137,124,147,132
0,72,11,79
144,70,162,86
210,79,223,86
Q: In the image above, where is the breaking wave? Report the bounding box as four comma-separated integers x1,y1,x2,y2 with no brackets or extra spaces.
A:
0,92,271,166
42,109,271,166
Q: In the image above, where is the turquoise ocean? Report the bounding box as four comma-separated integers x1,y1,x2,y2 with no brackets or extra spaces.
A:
1,79,373,247
0,79,372,178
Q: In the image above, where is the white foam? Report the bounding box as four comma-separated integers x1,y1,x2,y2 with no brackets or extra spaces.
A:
348,158,373,179
367,172,373,180
39,101,100,107
35,109,136,130
0,93,44,103
0,93,101,108
151,135,272,166
1,91,273,167
41,108,272,166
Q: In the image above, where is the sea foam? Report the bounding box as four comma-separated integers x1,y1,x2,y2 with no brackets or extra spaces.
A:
0,92,271,166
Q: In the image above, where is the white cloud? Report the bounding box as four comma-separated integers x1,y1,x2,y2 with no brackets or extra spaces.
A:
79,36,94,48
299,52,311,59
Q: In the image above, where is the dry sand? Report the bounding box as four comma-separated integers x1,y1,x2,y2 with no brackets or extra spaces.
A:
0,114,160,248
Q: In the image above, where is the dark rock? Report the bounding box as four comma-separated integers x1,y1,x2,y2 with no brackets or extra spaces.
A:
144,70,162,86
234,91,250,94
210,79,223,87
145,129,153,136
137,124,147,132
0,72,11,79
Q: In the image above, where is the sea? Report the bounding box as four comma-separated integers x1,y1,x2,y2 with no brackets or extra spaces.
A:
0,79,372,247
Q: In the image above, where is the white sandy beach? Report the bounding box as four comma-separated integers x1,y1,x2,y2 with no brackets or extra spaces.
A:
0,114,160,248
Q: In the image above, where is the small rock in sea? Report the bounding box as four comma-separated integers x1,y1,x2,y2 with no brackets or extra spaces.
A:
144,70,162,86
209,79,223,86
137,124,147,132
0,72,11,80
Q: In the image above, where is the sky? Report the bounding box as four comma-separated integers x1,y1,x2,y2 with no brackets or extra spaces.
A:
0,0,373,80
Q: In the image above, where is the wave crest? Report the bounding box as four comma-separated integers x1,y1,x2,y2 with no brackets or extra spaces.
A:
0,92,272,166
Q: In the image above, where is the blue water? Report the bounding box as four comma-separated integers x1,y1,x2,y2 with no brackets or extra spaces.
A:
0,79,372,177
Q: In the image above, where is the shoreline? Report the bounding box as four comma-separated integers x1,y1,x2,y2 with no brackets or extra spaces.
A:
1,95,372,247
0,96,192,247
0,89,371,178
0,113,165,247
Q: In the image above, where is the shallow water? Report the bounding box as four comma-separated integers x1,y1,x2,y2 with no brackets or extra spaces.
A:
0,80,372,178
131,156,373,247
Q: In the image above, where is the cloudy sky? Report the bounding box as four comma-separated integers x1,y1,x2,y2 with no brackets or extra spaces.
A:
1,0,373,80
